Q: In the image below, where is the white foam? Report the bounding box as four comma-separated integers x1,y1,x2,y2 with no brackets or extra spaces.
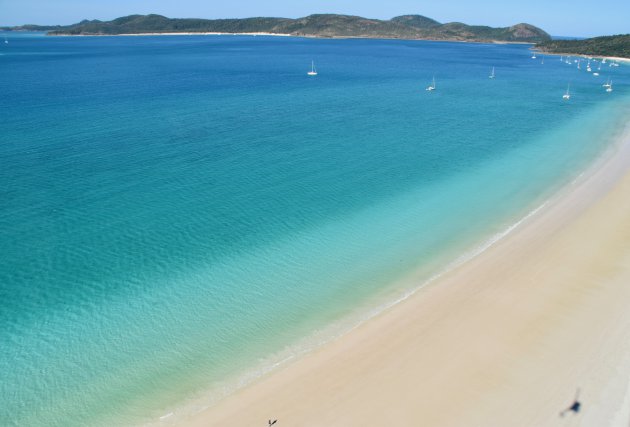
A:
159,412,173,420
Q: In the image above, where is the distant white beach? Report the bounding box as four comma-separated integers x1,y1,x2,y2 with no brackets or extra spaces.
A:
52,32,293,37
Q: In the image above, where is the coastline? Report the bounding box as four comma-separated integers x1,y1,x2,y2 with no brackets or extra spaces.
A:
48,31,293,37
605,56,630,63
45,31,534,45
178,117,630,426
535,49,630,62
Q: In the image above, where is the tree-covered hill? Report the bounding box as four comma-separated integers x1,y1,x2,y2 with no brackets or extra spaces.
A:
4,13,551,43
537,34,630,58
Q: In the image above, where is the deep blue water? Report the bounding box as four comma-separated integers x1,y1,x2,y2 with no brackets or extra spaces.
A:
1,31,629,426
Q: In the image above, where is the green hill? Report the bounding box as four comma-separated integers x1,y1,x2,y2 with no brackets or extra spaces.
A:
537,34,630,58
13,13,551,43
390,15,441,29
1,24,67,31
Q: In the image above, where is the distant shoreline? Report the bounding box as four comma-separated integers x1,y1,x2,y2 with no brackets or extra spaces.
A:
535,49,630,62
49,31,293,37
8,13,552,44
47,31,534,45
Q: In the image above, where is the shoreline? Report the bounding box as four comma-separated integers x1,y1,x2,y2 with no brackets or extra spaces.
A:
45,31,534,45
534,49,630,62
48,31,293,37
178,115,630,426
137,107,630,426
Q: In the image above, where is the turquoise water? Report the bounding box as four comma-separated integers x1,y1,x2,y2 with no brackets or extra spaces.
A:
1,31,629,426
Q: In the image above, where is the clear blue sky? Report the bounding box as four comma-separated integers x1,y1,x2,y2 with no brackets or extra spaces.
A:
1,0,628,37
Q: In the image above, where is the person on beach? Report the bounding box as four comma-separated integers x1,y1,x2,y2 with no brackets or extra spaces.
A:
560,389,581,417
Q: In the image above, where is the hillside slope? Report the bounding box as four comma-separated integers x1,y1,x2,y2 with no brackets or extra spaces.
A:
21,14,551,43
537,34,630,58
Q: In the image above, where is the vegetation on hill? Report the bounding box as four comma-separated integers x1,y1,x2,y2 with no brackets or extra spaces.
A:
390,15,441,29
537,34,630,58
1,24,66,31
3,13,551,43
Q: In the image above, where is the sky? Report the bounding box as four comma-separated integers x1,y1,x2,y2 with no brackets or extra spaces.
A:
1,0,628,38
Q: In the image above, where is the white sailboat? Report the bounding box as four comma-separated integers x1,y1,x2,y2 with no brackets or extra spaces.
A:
562,83,571,100
603,78,612,88
531,52,537,59
541,55,545,64
307,60,317,76
586,60,592,72
489,66,495,79
426,76,436,91
606,80,613,92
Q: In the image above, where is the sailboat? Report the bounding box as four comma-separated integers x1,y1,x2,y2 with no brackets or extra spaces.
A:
586,60,592,72
606,80,613,93
3,37,7,44
562,83,571,100
577,60,581,70
426,76,436,91
489,67,495,79
603,78,612,88
541,55,545,64
307,60,317,76
531,52,537,59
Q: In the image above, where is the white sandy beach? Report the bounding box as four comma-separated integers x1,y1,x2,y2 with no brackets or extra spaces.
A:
51,32,541,45
537,50,630,63
60,32,293,37
605,57,630,64
176,122,630,427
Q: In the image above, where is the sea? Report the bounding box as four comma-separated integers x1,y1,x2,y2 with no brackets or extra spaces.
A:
1,31,629,426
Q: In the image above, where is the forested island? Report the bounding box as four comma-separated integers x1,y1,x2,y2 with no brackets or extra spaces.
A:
2,13,551,43
537,34,630,58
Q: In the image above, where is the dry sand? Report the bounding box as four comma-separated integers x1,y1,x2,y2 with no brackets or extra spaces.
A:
182,125,630,427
